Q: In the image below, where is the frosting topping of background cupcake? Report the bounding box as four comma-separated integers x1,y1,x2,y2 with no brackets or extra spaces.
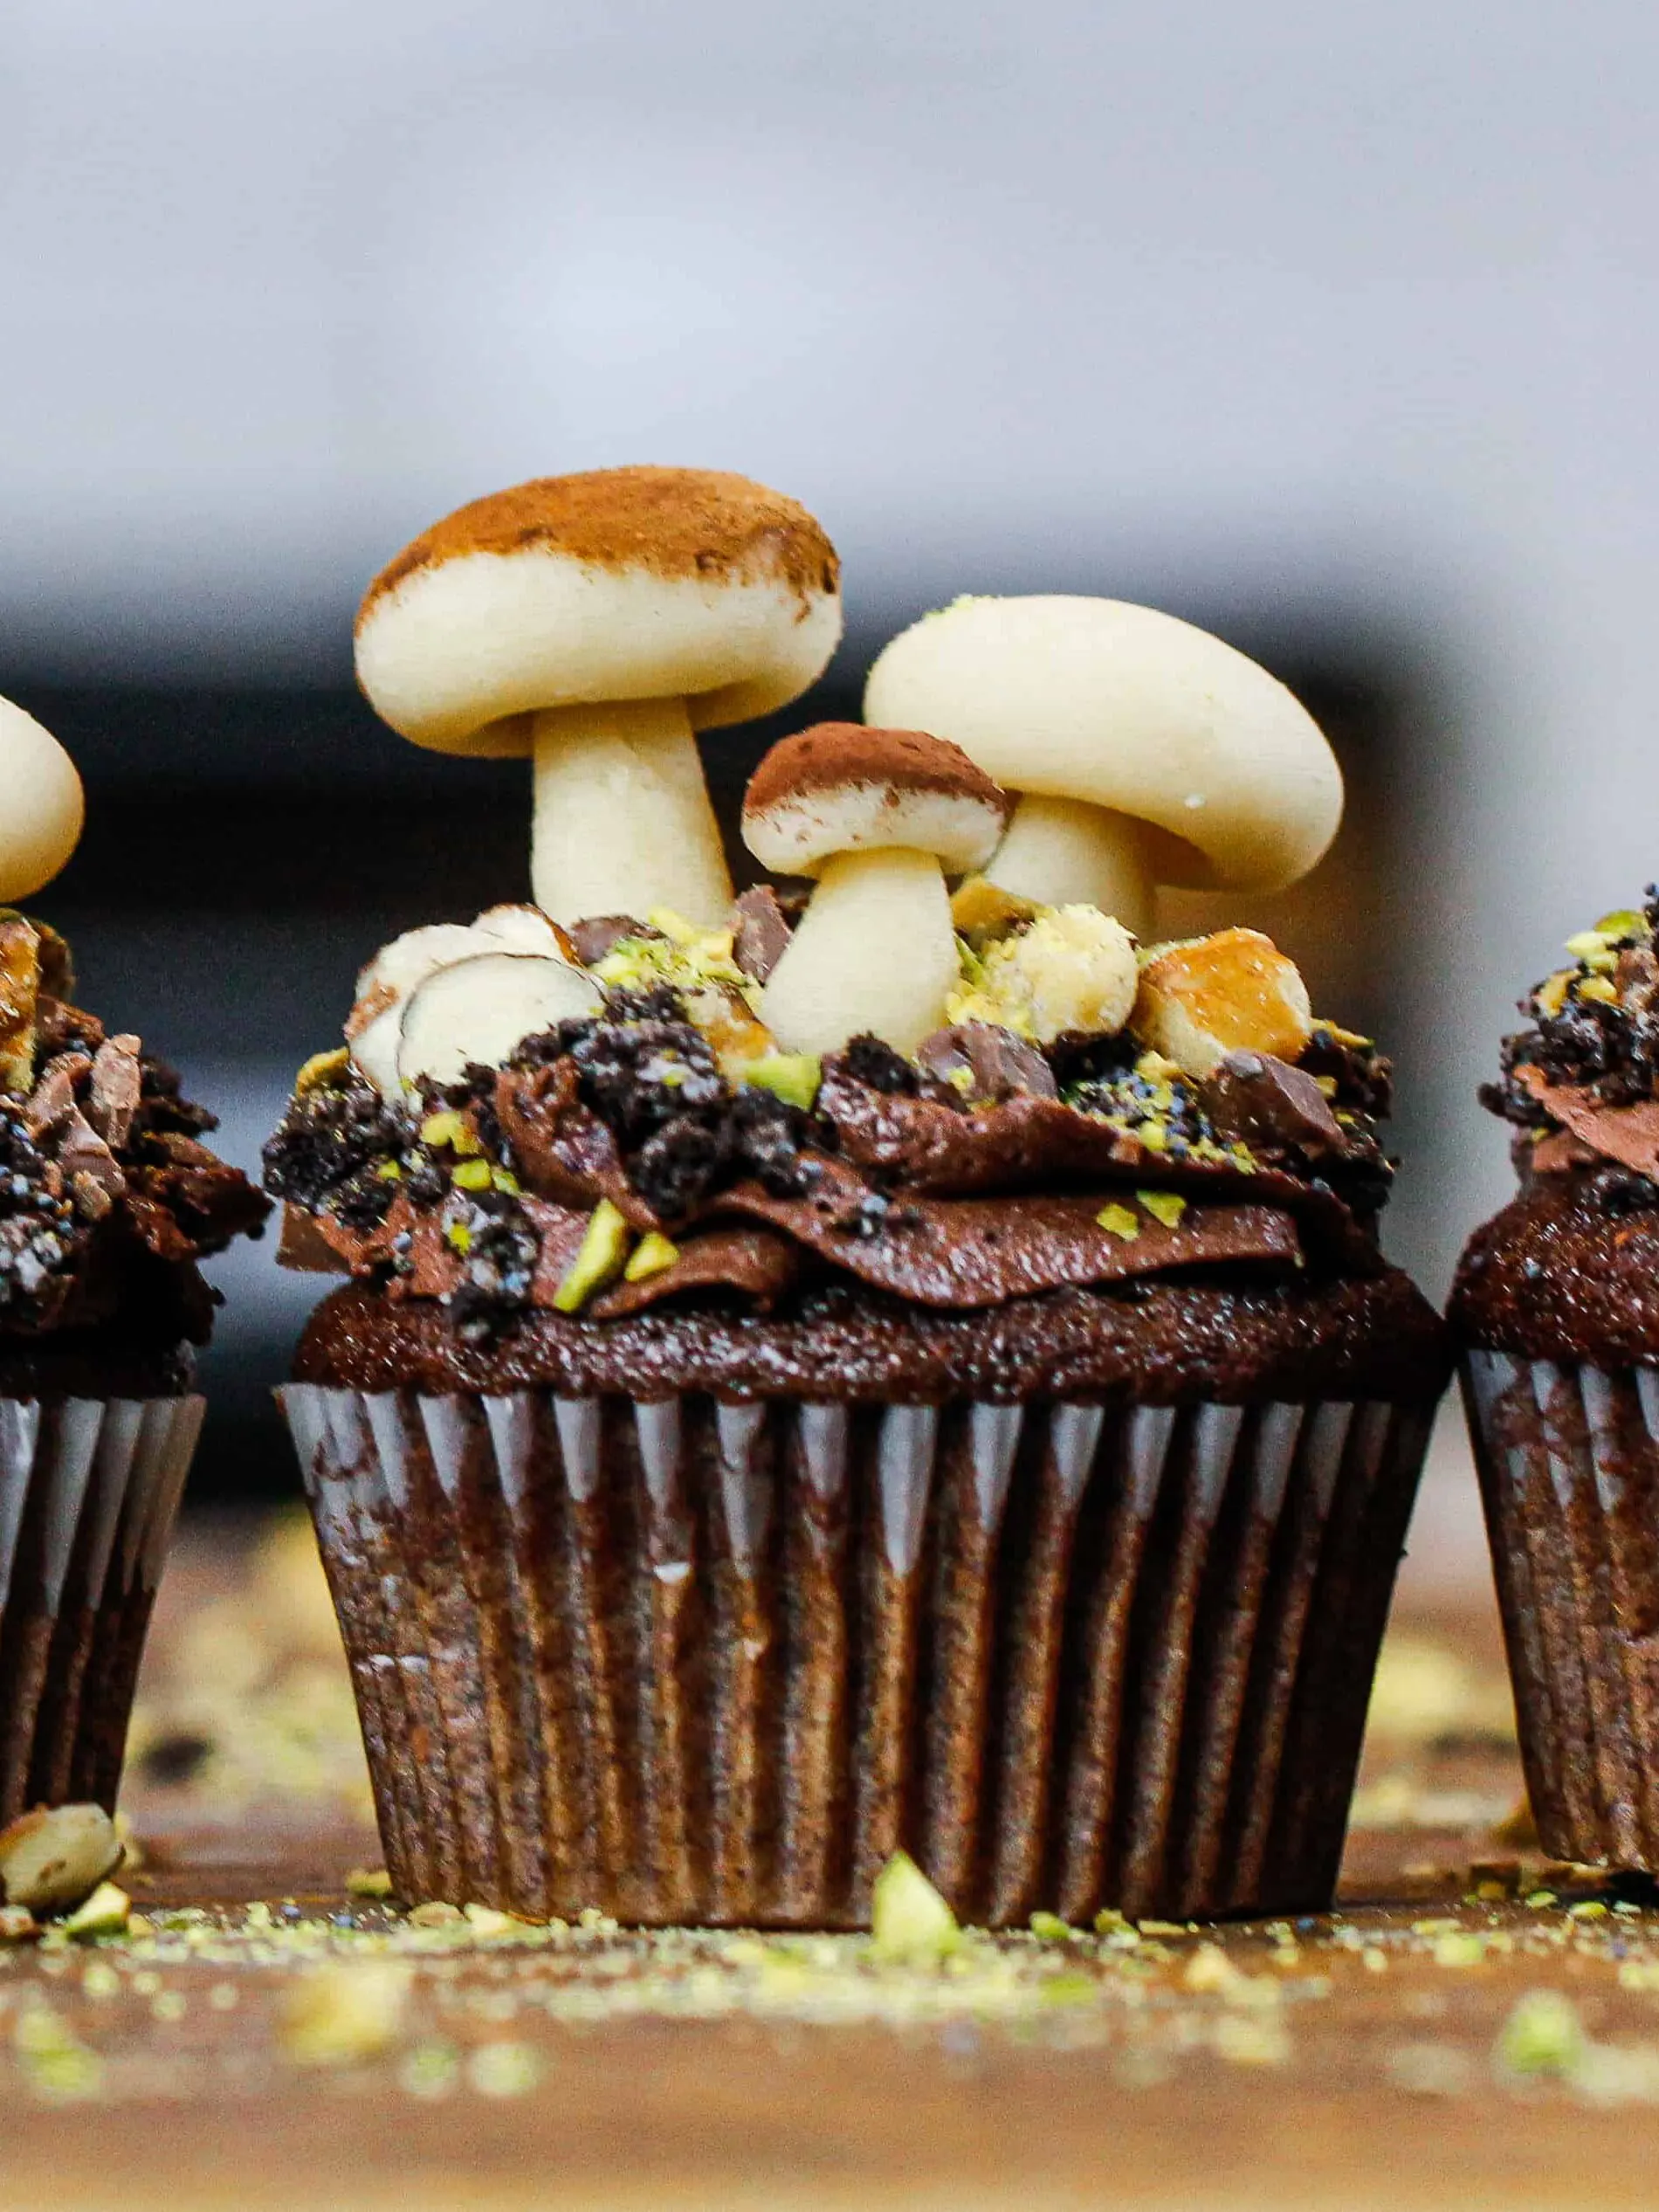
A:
0,697,268,1346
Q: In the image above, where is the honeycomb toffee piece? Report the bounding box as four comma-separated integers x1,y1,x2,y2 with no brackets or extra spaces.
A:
1454,890,1659,1875
273,538,1446,1932
355,467,843,928
0,693,270,1825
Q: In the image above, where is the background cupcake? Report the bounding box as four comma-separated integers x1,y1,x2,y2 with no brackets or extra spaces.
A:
1454,891,1659,1872
0,694,270,1823
272,493,1447,1927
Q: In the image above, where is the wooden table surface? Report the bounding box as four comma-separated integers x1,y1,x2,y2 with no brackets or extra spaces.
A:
5,1508,1658,2212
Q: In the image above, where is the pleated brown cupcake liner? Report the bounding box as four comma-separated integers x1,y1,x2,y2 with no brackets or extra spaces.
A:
1462,1349,1659,1871
0,1395,204,1823
281,1383,1432,1927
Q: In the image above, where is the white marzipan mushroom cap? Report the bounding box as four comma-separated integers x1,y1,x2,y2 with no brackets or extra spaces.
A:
863,595,1343,892
0,696,85,903
743,724,1010,878
355,467,843,757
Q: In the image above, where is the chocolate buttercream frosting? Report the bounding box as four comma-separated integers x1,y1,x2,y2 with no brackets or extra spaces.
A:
0,916,270,1356
265,884,1427,1395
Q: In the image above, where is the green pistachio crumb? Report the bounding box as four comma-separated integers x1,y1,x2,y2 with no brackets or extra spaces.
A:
623,1230,680,1284
1029,1911,1073,1942
295,1047,351,1096
374,1160,403,1181
737,1051,823,1113
419,1110,481,1156
444,1220,472,1256
451,1158,493,1192
553,1201,633,1313
1138,1190,1187,1230
1564,929,1612,960
870,1851,960,1965
1496,1989,1586,2078
1576,975,1619,1005
1096,1202,1140,1241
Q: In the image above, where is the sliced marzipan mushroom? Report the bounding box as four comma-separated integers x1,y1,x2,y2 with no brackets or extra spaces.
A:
355,468,842,927
0,1803,121,1914
865,596,1341,937
350,913,582,1095
744,725,1009,1058
396,952,601,1091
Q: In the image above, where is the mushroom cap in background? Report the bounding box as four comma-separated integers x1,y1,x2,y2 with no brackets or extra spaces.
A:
863,595,1342,892
355,467,843,756
0,696,85,903
743,723,1010,877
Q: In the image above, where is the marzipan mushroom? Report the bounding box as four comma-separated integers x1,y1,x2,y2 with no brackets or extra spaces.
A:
864,595,1341,938
743,724,1009,1057
0,695,84,905
355,468,842,927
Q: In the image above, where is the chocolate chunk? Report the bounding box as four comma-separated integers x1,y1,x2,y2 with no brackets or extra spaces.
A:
566,915,663,968
731,885,793,984
915,1022,1057,1103
21,1051,90,1140
57,1107,127,1203
1200,1051,1345,1156
86,1034,143,1148
1511,1063,1659,1179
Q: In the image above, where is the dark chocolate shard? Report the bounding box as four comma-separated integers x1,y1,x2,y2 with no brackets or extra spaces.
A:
1200,1050,1345,1157
914,1022,1057,1103
86,1034,143,1149
566,914,662,968
715,1159,1300,1309
731,885,794,984
1513,1063,1659,1178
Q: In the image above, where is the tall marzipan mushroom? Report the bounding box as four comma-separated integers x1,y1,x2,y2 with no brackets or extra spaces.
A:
355,468,843,927
743,724,1010,1057
864,596,1341,939
0,696,85,904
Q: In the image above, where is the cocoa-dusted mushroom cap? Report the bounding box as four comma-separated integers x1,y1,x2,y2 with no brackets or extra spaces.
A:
741,727,1009,1060
354,467,843,928
356,467,842,754
0,696,84,904
743,723,1010,878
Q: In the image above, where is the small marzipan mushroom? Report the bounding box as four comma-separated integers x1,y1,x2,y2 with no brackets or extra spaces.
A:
355,468,842,927
0,695,85,904
743,724,1010,1057
864,596,1341,938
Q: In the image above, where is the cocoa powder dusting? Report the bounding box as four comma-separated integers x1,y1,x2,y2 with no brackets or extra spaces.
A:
360,467,839,622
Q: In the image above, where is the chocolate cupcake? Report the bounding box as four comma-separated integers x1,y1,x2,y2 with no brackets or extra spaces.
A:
1453,890,1659,1872
273,524,1447,1926
0,695,270,1822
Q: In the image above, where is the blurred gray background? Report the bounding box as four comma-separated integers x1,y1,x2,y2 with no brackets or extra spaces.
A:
2,1,1651,1545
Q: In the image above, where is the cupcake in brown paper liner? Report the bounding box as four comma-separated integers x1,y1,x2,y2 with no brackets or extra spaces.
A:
1453,888,1659,1872
0,693,271,1823
270,483,1448,1926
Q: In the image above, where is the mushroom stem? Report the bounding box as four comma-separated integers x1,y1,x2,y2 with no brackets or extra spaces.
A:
983,795,1153,936
760,847,958,1058
530,697,733,926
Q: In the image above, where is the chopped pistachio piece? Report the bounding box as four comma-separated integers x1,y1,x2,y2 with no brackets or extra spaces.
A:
1138,1189,1187,1230
949,874,1040,943
1097,1202,1140,1241
1534,969,1573,1017
1596,908,1647,941
295,1045,350,1096
737,1051,822,1113
451,1157,493,1192
553,1200,633,1313
644,906,702,946
871,1851,960,1965
59,1882,130,1939
1029,1910,1073,1942
1577,975,1619,1005
444,1219,472,1256
1564,929,1613,960
492,1167,521,1195
419,1109,481,1155
374,1159,403,1182
624,1230,680,1284
281,1961,413,2066
347,1866,395,1899
1496,1989,1586,2078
